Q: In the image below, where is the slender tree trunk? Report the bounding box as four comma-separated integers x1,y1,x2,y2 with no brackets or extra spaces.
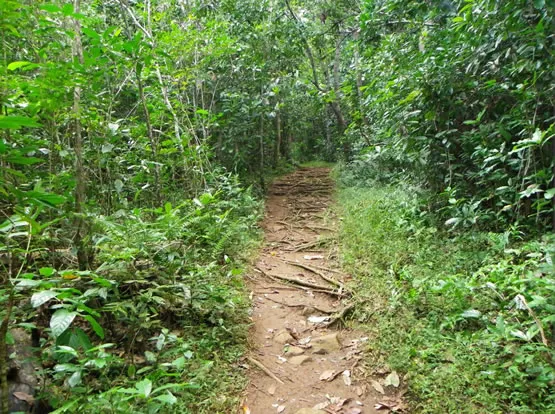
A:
552,128,555,230
135,64,161,206
72,0,89,270
274,105,281,167
260,111,265,190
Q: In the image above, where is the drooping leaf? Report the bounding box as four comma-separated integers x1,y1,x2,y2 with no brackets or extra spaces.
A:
50,309,78,337
31,290,59,307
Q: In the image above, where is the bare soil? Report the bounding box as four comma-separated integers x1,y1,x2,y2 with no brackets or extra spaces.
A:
242,167,383,414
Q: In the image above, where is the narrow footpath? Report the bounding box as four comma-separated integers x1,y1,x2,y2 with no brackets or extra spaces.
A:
242,168,381,414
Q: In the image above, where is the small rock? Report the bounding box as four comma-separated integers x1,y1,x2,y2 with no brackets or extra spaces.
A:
274,329,294,344
288,355,312,366
284,346,305,356
311,332,341,354
295,409,327,414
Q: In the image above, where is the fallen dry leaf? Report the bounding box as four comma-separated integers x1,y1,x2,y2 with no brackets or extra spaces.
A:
268,384,277,395
303,255,324,260
13,392,34,404
298,336,311,345
313,401,329,410
307,315,330,324
342,370,352,386
384,371,400,388
320,370,337,381
371,380,385,394
277,405,285,413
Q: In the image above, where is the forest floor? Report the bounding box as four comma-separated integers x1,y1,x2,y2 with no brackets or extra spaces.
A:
242,167,389,414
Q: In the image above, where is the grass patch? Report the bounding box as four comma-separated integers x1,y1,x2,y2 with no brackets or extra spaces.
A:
337,185,555,414
300,160,336,168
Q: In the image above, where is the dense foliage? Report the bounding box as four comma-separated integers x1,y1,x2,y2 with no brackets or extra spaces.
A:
1,0,553,412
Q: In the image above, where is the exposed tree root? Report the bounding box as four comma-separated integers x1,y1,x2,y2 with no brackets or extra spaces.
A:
284,260,343,288
255,266,346,297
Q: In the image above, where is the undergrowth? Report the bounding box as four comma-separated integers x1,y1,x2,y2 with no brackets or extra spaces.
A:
2,173,261,413
337,184,554,413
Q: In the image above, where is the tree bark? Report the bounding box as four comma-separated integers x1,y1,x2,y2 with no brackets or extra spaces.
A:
274,104,282,167
72,0,89,270
135,64,161,206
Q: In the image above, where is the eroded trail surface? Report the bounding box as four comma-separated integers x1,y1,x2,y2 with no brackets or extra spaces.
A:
243,168,380,414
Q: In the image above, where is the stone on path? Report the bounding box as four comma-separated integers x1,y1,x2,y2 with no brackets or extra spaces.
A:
311,332,341,354
274,329,294,344
284,346,305,356
288,355,312,366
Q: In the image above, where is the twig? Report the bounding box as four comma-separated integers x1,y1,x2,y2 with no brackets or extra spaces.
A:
516,294,549,347
247,357,284,385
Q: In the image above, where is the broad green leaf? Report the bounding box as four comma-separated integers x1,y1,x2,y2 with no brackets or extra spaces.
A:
40,4,62,13
50,309,77,337
25,191,66,207
39,267,56,276
31,290,59,307
153,392,177,405
135,378,152,398
6,156,42,165
0,116,41,129
68,370,82,387
7,61,32,71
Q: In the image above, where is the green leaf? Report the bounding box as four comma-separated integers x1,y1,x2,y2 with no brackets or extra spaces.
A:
544,188,555,200
82,27,100,40
5,155,43,165
62,3,74,15
7,61,32,71
83,315,105,339
68,370,82,387
40,4,62,13
534,0,545,8
135,378,152,398
0,116,41,129
31,290,59,307
50,309,78,337
16,279,42,288
153,392,177,405
171,356,186,370
114,179,124,193
39,267,56,276
25,191,66,207
462,309,481,318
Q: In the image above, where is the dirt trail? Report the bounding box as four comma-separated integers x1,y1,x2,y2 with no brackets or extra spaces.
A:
242,168,381,414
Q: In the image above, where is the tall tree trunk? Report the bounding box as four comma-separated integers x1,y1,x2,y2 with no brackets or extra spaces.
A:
259,110,265,190
274,105,281,167
72,0,89,270
135,64,161,206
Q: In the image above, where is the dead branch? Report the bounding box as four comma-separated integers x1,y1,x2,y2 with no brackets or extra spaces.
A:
247,357,284,385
